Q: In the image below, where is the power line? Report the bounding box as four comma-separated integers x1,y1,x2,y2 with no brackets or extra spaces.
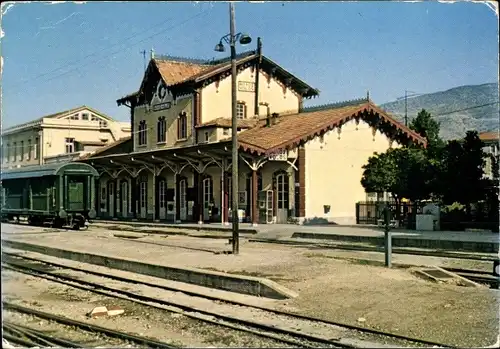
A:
10,9,211,92
432,102,499,117
10,14,182,90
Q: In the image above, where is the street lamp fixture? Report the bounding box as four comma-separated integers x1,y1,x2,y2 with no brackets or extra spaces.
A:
214,33,252,53
214,3,252,255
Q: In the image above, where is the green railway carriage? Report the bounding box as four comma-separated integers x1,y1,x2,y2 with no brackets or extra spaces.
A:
1,162,98,229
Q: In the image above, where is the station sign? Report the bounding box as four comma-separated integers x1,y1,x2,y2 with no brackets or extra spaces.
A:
268,149,288,161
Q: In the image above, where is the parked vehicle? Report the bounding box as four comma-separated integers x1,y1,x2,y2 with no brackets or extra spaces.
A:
1,162,98,229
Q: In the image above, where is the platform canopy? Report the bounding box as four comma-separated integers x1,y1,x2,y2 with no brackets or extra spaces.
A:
1,162,99,180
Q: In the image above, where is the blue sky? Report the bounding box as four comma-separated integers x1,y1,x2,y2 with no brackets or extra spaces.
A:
1,1,498,128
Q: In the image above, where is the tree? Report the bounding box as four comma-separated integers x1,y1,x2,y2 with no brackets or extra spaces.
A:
437,131,487,214
361,147,431,206
409,109,443,150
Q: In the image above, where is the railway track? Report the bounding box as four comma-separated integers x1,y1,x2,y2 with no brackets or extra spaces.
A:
3,252,453,348
442,267,499,288
3,303,177,348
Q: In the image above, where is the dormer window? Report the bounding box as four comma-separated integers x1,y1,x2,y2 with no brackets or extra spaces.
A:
157,116,166,143
81,113,89,121
70,114,79,120
236,102,247,119
138,120,147,146
177,112,188,140
91,114,99,121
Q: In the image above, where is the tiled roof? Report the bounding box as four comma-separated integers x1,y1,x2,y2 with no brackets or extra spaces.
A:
238,100,426,154
79,136,132,160
196,117,260,129
479,131,499,142
154,59,212,86
119,52,319,103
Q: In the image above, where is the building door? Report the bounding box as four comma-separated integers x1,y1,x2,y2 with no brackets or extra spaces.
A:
121,181,128,218
139,181,147,219
107,182,114,217
158,179,166,219
179,179,187,220
275,173,289,223
203,177,212,221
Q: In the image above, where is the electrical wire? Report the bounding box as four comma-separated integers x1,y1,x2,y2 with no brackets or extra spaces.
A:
9,9,211,91
10,15,182,89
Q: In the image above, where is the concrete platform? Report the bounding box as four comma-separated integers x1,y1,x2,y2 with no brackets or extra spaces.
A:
91,220,499,253
1,238,297,300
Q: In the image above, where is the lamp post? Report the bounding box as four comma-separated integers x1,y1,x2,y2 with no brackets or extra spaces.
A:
214,3,252,255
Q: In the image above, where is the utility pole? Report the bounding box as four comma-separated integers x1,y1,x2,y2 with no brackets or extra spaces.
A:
229,2,239,255
140,50,147,72
384,204,392,268
404,90,408,126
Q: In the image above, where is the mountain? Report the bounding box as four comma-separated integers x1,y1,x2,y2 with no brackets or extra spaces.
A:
380,83,499,140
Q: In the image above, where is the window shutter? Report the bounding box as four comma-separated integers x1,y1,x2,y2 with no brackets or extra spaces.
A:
244,104,248,119
177,117,180,139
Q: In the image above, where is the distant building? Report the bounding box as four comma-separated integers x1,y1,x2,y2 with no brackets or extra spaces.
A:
1,106,130,168
478,131,499,180
80,47,425,225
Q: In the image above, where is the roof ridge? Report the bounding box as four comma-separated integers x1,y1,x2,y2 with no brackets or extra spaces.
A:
300,97,369,113
154,55,212,65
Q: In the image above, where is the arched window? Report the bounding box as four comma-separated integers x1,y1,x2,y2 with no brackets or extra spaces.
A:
157,116,166,143
177,112,188,140
138,120,147,146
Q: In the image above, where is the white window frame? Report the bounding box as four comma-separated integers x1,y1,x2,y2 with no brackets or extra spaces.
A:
159,180,166,208
157,116,166,143
140,181,147,208
19,140,24,161
178,113,187,140
27,139,31,160
34,138,39,160
236,102,245,119
12,142,17,162
138,121,147,146
65,138,75,154
179,179,187,209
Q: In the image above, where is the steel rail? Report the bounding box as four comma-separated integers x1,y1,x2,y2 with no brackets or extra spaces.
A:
4,252,455,348
3,322,64,347
3,302,178,349
5,321,86,348
2,262,349,348
2,331,40,348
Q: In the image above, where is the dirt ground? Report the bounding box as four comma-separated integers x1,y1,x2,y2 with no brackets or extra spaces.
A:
3,226,499,347
1,270,291,348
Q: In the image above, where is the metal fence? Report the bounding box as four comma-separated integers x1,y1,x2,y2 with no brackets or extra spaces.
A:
356,200,499,232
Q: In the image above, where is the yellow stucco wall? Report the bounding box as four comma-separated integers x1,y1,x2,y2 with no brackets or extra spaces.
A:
133,94,194,152
201,67,300,124
304,119,401,224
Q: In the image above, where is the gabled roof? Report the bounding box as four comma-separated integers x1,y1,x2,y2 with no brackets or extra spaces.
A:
117,51,319,105
478,131,499,142
237,98,427,155
2,105,115,135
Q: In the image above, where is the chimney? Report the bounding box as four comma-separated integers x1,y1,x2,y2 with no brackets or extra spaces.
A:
150,47,155,60
259,102,271,127
271,112,279,125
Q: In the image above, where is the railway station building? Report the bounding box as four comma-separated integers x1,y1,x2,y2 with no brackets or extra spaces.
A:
80,49,426,225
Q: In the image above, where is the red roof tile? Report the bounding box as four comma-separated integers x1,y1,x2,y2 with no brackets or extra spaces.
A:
154,60,211,86
479,131,499,142
196,117,259,129
237,101,427,154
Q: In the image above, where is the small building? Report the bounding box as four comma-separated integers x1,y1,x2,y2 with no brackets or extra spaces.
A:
80,49,425,225
478,131,499,180
1,106,131,168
